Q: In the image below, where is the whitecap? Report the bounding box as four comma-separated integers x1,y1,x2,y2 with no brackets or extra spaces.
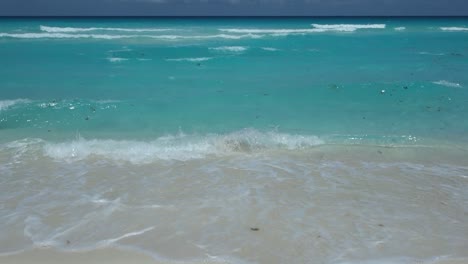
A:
153,34,263,40
419,52,445,56
311,24,386,32
440,27,468,31
0,99,31,111
261,47,279,51
165,57,213,62
0,32,264,40
0,33,133,39
107,57,128,63
394,27,406,31
40,25,172,33
210,46,248,52
219,28,323,34
433,80,463,88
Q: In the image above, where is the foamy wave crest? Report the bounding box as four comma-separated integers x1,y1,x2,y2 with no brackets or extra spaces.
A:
419,52,445,56
107,57,128,63
311,24,386,32
219,28,322,34
261,47,279,51
42,129,323,163
40,25,171,33
0,32,263,40
166,57,213,62
0,99,31,111
433,80,463,88
440,27,468,31
0,33,132,39
210,46,248,52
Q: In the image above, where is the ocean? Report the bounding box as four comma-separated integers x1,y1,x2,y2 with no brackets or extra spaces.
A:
0,17,467,263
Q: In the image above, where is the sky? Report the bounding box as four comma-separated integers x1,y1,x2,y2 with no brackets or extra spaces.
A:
0,0,467,16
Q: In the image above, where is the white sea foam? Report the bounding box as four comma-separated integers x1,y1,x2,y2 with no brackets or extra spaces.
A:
132,33,262,40
419,51,445,56
394,27,406,31
217,25,385,36
40,25,172,33
210,46,248,52
166,57,213,62
107,57,128,63
0,99,31,111
219,28,323,34
433,80,463,88
440,27,468,31
0,33,132,39
0,33,263,40
97,227,155,245
42,129,323,163
311,24,386,32
261,47,279,51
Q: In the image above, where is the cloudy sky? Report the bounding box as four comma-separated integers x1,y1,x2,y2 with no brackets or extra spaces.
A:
1,0,467,16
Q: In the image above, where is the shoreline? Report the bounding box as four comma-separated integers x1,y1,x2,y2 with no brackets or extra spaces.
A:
1,248,467,264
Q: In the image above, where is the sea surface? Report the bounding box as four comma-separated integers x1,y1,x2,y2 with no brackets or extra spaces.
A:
0,17,468,263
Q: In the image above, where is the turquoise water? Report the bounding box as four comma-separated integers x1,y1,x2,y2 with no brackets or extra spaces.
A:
1,18,468,263
1,18,468,144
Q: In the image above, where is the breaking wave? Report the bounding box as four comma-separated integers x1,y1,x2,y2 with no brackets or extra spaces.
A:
40,25,172,33
0,33,263,40
0,99,31,111
3,129,325,164
166,57,213,62
219,28,322,34
311,24,386,32
107,57,129,63
440,27,468,31
210,46,248,52
433,80,463,88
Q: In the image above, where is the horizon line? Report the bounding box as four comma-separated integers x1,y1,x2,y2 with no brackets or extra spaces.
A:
1,15,468,18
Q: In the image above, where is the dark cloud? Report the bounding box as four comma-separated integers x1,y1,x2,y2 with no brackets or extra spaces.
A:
0,0,467,16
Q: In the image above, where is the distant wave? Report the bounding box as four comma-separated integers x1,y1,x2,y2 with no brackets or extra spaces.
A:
311,24,386,32
433,80,463,88
0,33,132,39
210,46,248,52
0,33,263,40
219,24,386,34
107,57,128,63
219,28,322,34
0,99,31,111
419,51,445,56
440,27,468,31
0,25,390,41
40,25,173,33
39,129,324,163
166,57,213,62
394,27,406,31
261,47,279,51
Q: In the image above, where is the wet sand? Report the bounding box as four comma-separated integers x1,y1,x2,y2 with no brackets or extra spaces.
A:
1,248,467,264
